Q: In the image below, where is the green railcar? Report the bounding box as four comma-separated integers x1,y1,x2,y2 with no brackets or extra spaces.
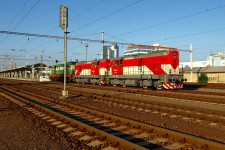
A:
49,61,76,81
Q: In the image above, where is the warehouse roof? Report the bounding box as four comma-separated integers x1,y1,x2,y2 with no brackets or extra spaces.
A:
182,66,210,73
203,66,225,73
182,66,225,73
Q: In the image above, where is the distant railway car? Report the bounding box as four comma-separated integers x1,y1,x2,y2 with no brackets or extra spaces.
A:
49,61,76,81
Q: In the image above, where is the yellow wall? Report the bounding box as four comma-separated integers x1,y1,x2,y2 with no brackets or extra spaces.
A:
183,72,225,83
207,73,225,83
183,73,198,82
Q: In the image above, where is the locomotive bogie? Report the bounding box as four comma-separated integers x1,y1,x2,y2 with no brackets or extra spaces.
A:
109,78,139,87
74,77,90,84
90,78,99,85
140,79,152,88
110,78,124,86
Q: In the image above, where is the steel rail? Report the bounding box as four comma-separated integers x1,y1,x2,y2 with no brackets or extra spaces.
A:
0,87,146,150
1,85,225,149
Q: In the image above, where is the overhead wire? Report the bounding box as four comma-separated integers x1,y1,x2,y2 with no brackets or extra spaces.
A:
72,0,107,19
23,0,107,56
4,0,29,30
2,1,225,64
11,0,41,31
147,26,225,44
104,33,128,43
70,0,144,33
89,0,178,36
115,3,225,37
0,0,41,45
0,31,132,45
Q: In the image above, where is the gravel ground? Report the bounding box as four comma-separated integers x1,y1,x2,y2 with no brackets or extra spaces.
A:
0,96,67,150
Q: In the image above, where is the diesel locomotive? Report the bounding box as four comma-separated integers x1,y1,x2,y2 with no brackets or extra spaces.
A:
50,44,184,89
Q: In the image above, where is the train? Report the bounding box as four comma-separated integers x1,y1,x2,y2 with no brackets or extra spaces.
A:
49,61,76,82
49,44,184,89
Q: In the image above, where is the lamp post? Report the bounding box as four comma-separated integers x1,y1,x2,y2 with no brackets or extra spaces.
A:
40,50,44,74
60,5,69,98
101,31,104,59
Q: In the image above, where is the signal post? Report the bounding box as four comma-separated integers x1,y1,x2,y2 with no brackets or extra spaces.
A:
60,5,69,97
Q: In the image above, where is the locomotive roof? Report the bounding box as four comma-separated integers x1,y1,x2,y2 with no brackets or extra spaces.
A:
111,50,171,60
76,59,108,64
52,61,76,67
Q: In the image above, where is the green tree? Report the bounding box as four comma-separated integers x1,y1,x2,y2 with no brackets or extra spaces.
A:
198,73,208,83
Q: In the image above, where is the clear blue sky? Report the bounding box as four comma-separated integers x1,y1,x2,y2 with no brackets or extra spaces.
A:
1,0,225,67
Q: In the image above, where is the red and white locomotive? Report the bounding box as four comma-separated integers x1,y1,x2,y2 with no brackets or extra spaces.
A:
74,44,184,89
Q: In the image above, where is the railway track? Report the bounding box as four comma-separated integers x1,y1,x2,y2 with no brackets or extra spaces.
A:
3,79,225,103
17,83,225,129
32,81,225,104
3,80,225,141
1,84,225,149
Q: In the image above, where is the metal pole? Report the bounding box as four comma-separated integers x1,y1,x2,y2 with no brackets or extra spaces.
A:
101,31,104,59
190,43,193,82
41,52,43,70
26,52,28,65
85,43,88,63
63,28,68,97
60,5,68,98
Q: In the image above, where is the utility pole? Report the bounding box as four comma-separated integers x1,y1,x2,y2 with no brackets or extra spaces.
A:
26,53,28,65
60,5,69,98
11,59,14,68
85,43,88,63
179,44,193,82
190,43,193,82
20,49,28,65
5,54,8,70
41,50,44,73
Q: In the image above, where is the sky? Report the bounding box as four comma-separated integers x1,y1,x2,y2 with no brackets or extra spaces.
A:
1,0,225,68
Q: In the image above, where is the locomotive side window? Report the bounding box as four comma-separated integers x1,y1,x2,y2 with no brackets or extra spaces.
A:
92,63,96,68
120,59,123,66
114,61,119,66
174,51,177,56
